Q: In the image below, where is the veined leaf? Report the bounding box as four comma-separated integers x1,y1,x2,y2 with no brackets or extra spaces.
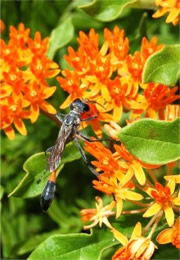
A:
47,17,74,59
28,228,118,260
143,45,180,86
117,118,180,165
79,0,137,22
8,142,81,198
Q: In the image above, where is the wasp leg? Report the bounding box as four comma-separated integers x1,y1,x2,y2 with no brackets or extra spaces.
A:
45,146,54,156
55,113,64,123
76,132,109,142
81,115,98,122
73,138,99,177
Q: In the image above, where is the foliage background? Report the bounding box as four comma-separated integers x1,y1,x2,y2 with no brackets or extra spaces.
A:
1,0,179,259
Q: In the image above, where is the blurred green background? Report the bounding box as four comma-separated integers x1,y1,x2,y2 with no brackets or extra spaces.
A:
1,0,179,259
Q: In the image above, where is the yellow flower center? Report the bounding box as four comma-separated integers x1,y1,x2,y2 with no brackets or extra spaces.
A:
36,64,43,70
68,80,73,86
114,87,120,94
133,63,139,69
5,49,10,55
10,105,16,111
10,74,16,81
31,90,37,97
36,43,41,49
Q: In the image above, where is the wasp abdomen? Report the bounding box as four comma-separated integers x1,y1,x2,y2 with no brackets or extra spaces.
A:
40,180,56,212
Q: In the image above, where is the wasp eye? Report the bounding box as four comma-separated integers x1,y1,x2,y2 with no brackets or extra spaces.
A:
83,103,90,112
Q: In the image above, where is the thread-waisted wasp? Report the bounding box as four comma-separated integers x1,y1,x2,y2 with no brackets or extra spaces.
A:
40,99,104,212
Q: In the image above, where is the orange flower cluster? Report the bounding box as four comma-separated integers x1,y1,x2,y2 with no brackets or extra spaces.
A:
57,27,179,137
81,140,180,258
1,23,60,139
153,0,180,26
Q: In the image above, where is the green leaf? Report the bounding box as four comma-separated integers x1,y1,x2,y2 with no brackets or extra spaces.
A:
17,230,61,255
47,17,74,59
79,0,137,22
142,45,180,86
8,142,81,198
117,118,180,165
0,185,4,200
153,244,179,259
28,228,118,260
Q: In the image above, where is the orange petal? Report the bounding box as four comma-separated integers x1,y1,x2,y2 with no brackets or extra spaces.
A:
30,104,39,123
116,198,123,218
101,84,111,101
40,101,56,114
60,95,73,109
14,118,27,136
167,178,175,194
91,120,102,138
131,222,142,239
164,175,180,184
113,105,122,122
166,8,180,23
143,203,161,218
164,206,174,227
152,8,168,18
43,86,56,99
0,85,12,98
123,190,143,201
121,167,134,186
112,228,128,246
4,125,15,140
132,162,146,186
156,228,173,244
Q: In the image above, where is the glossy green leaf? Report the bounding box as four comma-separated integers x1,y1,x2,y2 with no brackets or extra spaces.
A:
79,0,137,22
143,45,180,86
28,228,118,260
117,118,180,165
47,17,74,59
8,142,81,198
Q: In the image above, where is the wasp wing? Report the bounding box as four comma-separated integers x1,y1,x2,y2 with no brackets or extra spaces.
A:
47,123,73,172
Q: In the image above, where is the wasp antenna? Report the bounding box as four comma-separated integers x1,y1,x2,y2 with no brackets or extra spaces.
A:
85,99,106,110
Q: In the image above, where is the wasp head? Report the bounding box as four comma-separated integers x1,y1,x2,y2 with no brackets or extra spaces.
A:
70,99,90,113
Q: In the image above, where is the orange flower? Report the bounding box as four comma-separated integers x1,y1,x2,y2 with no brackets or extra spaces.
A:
28,31,49,57
103,26,129,70
114,144,159,186
107,77,133,122
1,23,60,139
93,172,143,218
80,196,115,230
153,0,180,26
57,70,88,109
23,82,56,123
144,83,180,119
143,180,180,226
164,104,180,121
156,217,180,248
9,23,30,49
84,140,121,175
57,27,165,137
112,222,157,260
126,37,163,90
141,37,164,61
0,96,30,139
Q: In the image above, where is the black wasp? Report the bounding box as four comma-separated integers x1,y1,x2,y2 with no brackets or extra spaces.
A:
40,99,102,212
